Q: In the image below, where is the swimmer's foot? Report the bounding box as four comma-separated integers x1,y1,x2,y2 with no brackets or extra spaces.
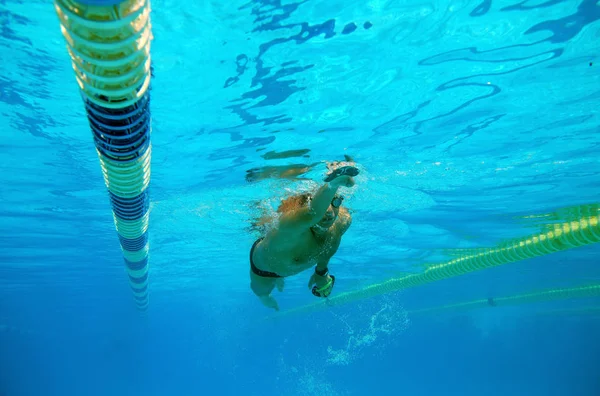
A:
259,295,280,311
324,165,360,183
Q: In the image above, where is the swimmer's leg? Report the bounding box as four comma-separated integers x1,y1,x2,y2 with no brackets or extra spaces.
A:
275,277,285,292
250,270,280,311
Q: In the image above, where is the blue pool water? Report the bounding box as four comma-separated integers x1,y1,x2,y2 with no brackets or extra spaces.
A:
1,0,599,395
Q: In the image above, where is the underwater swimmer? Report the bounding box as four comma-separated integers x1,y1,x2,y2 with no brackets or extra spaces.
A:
249,162,359,311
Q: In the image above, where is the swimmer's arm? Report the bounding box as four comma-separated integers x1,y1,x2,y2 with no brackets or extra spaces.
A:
315,212,351,273
315,257,331,273
279,183,340,233
308,182,341,221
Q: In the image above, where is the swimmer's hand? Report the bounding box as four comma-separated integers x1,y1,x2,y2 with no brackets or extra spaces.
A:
308,272,336,298
326,155,355,172
325,165,359,188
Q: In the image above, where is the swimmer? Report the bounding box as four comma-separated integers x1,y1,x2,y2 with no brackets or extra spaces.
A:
249,160,359,311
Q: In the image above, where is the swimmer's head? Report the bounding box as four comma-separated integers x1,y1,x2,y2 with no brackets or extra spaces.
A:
278,193,342,230
277,193,312,213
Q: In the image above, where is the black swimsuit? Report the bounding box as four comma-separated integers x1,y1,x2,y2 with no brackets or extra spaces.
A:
250,238,282,278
